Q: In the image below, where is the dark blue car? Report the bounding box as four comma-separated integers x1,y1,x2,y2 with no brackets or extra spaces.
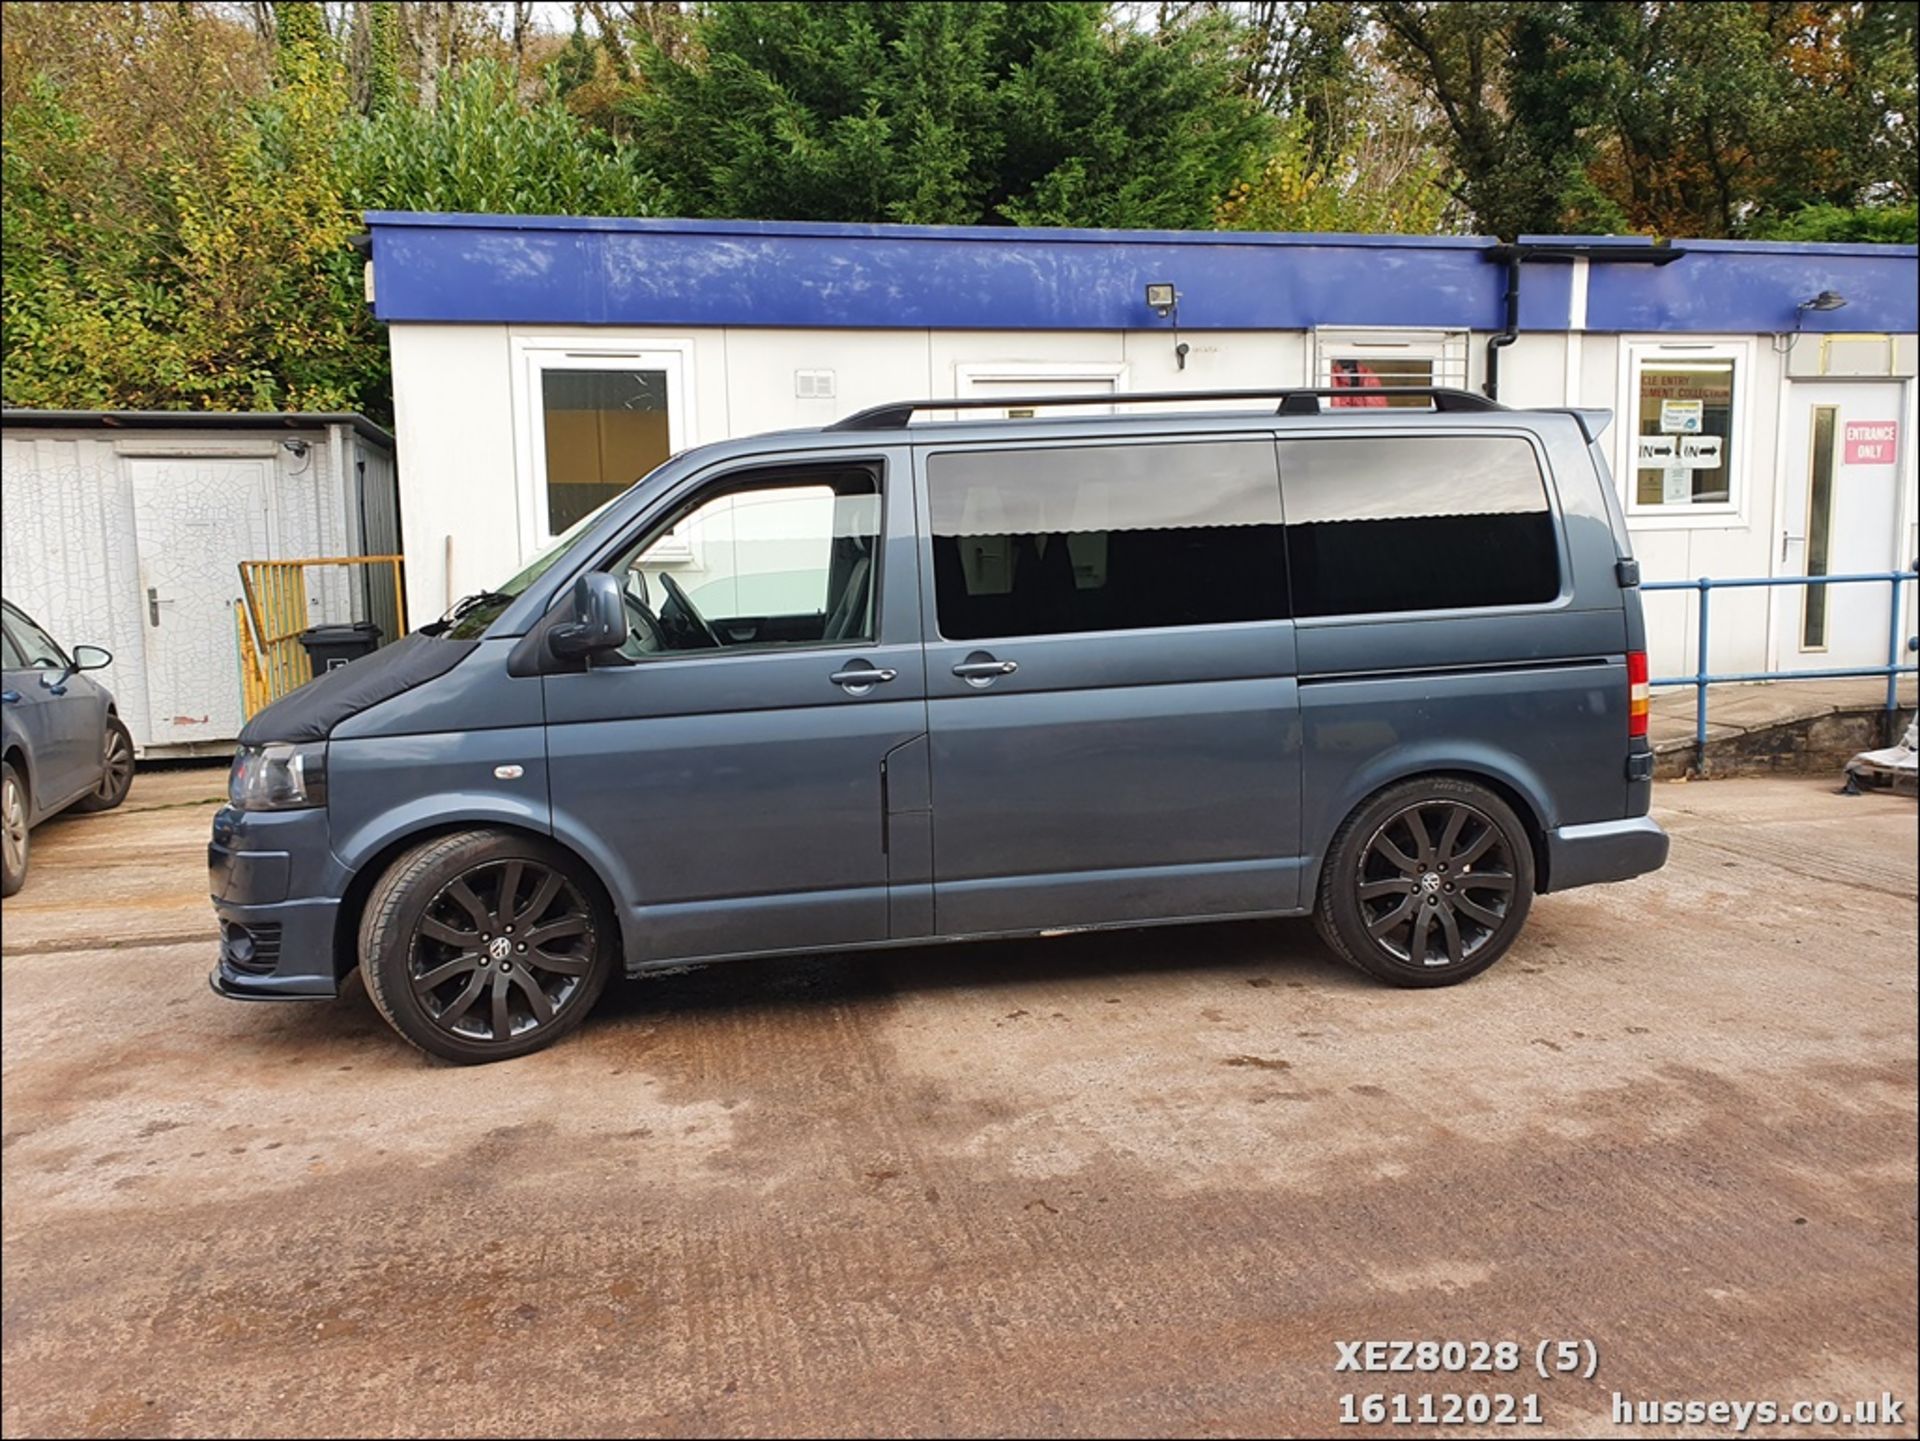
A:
2,598,136,896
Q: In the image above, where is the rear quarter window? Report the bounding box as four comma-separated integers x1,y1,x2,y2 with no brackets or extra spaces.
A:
1278,434,1560,618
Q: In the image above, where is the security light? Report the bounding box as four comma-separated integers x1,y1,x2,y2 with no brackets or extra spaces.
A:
1144,284,1189,370
1799,290,1847,312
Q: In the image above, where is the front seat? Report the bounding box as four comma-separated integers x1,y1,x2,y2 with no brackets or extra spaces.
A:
823,553,873,642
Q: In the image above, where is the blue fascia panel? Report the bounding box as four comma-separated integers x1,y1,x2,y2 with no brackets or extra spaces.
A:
365,212,1514,331
363,212,1919,336
1584,242,1917,334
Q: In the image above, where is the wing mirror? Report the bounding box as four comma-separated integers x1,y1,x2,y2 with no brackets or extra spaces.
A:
549,572,626,659
71,645,112,672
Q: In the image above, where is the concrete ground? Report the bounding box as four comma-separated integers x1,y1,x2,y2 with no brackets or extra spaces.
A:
2,767,1915,1438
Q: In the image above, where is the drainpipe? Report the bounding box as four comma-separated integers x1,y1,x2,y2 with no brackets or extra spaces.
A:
1483,240,1688,402
1485,247,1523,401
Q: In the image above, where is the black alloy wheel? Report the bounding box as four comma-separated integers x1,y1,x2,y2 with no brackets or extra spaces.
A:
1356,799,1516,968
409,858,598,1044
360,830,615,1062
1313,775,1536,987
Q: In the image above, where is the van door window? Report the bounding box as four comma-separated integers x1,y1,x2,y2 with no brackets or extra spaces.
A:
608,466,881,658
1280,435,1559,617
926,441,1287,641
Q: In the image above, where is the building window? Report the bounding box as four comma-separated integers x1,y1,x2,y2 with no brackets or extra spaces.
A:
540,368,672,534
1279,435,1560,617
1315,328,1469,406
927,441,1286,640
1801,406,1838,650
1623,343,1748,517
516,343,692,554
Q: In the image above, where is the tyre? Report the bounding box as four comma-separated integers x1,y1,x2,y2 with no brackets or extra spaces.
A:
1313,776,1535,987
71,717,135,814
1,761,27,898
359,830,616,1063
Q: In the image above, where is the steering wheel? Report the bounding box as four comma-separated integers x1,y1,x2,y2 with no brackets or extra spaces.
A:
620,589,664,656
657,572,722,649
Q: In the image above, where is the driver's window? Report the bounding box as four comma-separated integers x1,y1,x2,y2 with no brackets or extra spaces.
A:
612,466,882,659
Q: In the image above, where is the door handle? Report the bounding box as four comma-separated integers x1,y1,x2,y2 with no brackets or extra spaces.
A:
1,690,19,705
148,587,161,627
829,664,897,695
952,655,1018,687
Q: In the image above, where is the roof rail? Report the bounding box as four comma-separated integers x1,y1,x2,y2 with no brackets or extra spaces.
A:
825,386,1505,431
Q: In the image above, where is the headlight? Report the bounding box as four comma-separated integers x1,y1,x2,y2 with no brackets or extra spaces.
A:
228,742,328,811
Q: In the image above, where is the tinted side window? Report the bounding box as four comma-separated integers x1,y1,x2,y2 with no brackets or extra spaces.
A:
1,626,24,671
928,441,1287,641
1280,436,1560,618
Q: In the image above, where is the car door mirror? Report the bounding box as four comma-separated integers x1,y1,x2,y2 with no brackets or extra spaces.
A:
550,572,626,659
71,645,112,672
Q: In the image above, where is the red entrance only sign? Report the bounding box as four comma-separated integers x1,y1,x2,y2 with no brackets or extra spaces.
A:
1843,420,1898,465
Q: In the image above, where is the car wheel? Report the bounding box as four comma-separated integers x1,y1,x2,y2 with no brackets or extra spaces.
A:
71,718,135,814
359,829,616,1063
1313,776,1535,987
2,762,28,898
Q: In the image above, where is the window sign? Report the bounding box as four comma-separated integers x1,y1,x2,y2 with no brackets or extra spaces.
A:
1660,399,1703,434
1632,355,1739,509
1677,435,1722,468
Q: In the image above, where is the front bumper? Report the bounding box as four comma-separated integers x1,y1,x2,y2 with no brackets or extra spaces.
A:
208,805,347,1001
1544,815,1670,893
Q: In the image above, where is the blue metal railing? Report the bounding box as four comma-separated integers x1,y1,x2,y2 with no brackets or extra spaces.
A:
1642,565,1919,763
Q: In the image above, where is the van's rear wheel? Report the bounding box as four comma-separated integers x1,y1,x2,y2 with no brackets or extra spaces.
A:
360,830,615,1063
1314,777,1534,986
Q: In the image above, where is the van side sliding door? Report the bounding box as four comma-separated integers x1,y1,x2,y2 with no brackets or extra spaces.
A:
915,436,1305,938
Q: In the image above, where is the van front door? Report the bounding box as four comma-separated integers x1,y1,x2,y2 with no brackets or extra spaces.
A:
542,453,928,964
916,437,1303,937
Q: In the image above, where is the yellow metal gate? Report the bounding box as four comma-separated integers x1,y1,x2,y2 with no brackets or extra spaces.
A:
235,556,407,719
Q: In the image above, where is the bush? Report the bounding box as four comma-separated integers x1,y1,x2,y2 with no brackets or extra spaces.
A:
1749,203,1919,246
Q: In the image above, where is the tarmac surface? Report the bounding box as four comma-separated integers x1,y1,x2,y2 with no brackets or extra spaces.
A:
3,767,1915,1437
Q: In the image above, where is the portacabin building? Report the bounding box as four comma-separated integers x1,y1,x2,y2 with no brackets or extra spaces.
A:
362,213,1917,681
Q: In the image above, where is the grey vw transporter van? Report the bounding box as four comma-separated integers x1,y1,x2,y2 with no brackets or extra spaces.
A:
211,388,1668,1063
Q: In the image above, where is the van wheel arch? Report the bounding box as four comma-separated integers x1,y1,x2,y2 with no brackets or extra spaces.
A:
1315,767,1551,899
332,822,623,981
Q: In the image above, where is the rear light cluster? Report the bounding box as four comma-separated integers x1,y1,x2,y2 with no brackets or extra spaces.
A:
1627,651,1650,738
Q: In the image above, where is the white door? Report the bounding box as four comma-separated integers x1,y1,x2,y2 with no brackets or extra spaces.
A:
128,457,271,747
1773,383,1911,674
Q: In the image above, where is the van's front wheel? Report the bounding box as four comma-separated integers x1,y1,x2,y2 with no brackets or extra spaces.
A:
1314,777,1534,986
360,830,616,1063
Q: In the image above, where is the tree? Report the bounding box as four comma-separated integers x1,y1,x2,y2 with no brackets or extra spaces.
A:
622,1,1270,228
1369,0,1918,239
1587,1,1917,236
1367,2,1620,239
1215,88,1458,234
2,7,655,419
